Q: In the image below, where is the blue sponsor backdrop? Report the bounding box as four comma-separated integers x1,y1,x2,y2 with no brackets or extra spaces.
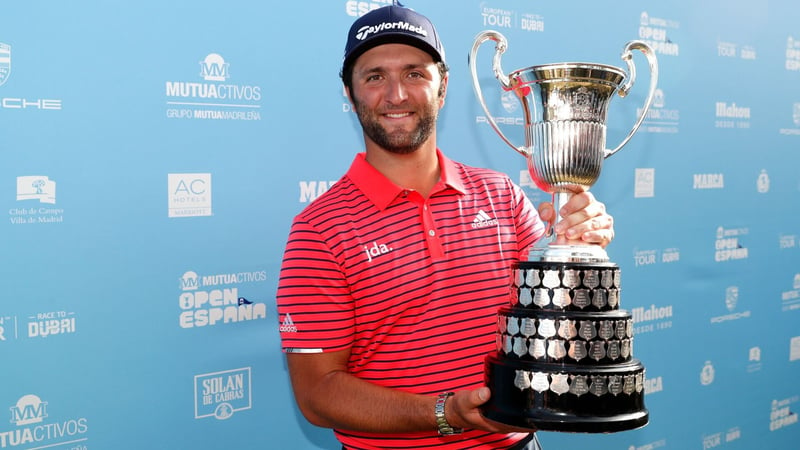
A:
1,0,799,449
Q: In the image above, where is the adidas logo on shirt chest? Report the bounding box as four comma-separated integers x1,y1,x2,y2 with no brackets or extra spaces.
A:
471,209,499,229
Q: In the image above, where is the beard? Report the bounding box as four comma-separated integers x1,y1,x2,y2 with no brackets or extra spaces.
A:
352,97,438,155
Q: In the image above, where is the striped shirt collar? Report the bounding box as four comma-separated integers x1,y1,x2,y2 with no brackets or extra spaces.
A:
347,149,467,211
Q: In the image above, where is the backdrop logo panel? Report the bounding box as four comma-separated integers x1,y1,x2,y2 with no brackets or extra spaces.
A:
632,246,681,268
757,169,770,194
478,3,545,32
634,168,655,198
748,347,763,373
702,427,743,449
0,316,7,341
0,41,62,111
790,337,800,362
717,38,757,60
165,53,261,121
630,439,667,450
299,180,338,203
641,89,680,134
693,173,724,190
701,361,716,386
778,102,800,135
780,234,798,250
10,176,64,225
3,394,89,448
769,397,799,431
344,0,393,17
168,173,212,218
16,175,56,204
639,12,680,56
710,285,751,324
714,226,749,262
632,303,673,335
714,101,752,130
0,310,78,343
781,274,800,312
177,270,267,329
0,42,10,86
27,310,77,339
194,367,252,420
786,36,800,71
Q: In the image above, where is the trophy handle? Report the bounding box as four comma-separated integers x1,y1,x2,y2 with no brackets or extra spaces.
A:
605,40,659,159
469,30,531,158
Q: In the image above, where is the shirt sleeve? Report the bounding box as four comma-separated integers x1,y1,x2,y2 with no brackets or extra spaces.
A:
275,216,355,353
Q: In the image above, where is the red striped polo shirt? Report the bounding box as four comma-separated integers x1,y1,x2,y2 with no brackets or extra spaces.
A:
276,149,545,449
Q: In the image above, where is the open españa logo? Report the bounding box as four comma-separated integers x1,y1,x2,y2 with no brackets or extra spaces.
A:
194,368,252,420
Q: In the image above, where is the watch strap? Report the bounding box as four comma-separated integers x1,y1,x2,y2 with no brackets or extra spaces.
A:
434,391,463,435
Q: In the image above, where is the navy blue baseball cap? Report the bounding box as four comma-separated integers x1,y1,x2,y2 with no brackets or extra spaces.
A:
342,3,445,72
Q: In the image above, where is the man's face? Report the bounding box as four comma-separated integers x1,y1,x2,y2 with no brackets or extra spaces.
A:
348,43,447,154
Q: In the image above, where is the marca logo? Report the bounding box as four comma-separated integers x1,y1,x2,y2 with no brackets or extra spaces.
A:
299,180,337,203
0,42,10,86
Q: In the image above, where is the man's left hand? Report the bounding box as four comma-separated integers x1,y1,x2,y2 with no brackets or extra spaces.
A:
537,191,615,248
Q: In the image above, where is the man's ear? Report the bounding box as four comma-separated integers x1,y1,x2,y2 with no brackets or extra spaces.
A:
438,74,449,108
344,85,354,106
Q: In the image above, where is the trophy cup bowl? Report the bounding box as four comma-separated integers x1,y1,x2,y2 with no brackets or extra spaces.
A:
469,30,658,433
469,30,658,262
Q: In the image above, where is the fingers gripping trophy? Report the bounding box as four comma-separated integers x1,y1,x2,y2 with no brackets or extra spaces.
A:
469,30,658,433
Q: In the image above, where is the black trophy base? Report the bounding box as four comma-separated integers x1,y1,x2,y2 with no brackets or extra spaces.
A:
482,354,649,433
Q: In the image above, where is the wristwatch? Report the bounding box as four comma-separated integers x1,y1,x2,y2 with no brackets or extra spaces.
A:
435,392,463,436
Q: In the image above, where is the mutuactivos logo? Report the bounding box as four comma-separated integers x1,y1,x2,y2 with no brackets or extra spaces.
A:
356,21,427,41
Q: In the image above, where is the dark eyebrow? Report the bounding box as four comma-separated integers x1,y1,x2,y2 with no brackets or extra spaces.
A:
358,62,429,76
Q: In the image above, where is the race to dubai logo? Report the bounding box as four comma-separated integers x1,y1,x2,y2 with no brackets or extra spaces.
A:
0,43,10,86
165,53,262,121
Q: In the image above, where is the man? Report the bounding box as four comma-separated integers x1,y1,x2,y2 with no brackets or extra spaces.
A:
276,4,614,449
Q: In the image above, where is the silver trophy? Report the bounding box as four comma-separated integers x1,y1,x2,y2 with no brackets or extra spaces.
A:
469,30,657,433
470,30,658,263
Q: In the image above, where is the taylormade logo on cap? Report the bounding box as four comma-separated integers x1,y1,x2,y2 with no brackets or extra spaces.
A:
355,20,428,41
